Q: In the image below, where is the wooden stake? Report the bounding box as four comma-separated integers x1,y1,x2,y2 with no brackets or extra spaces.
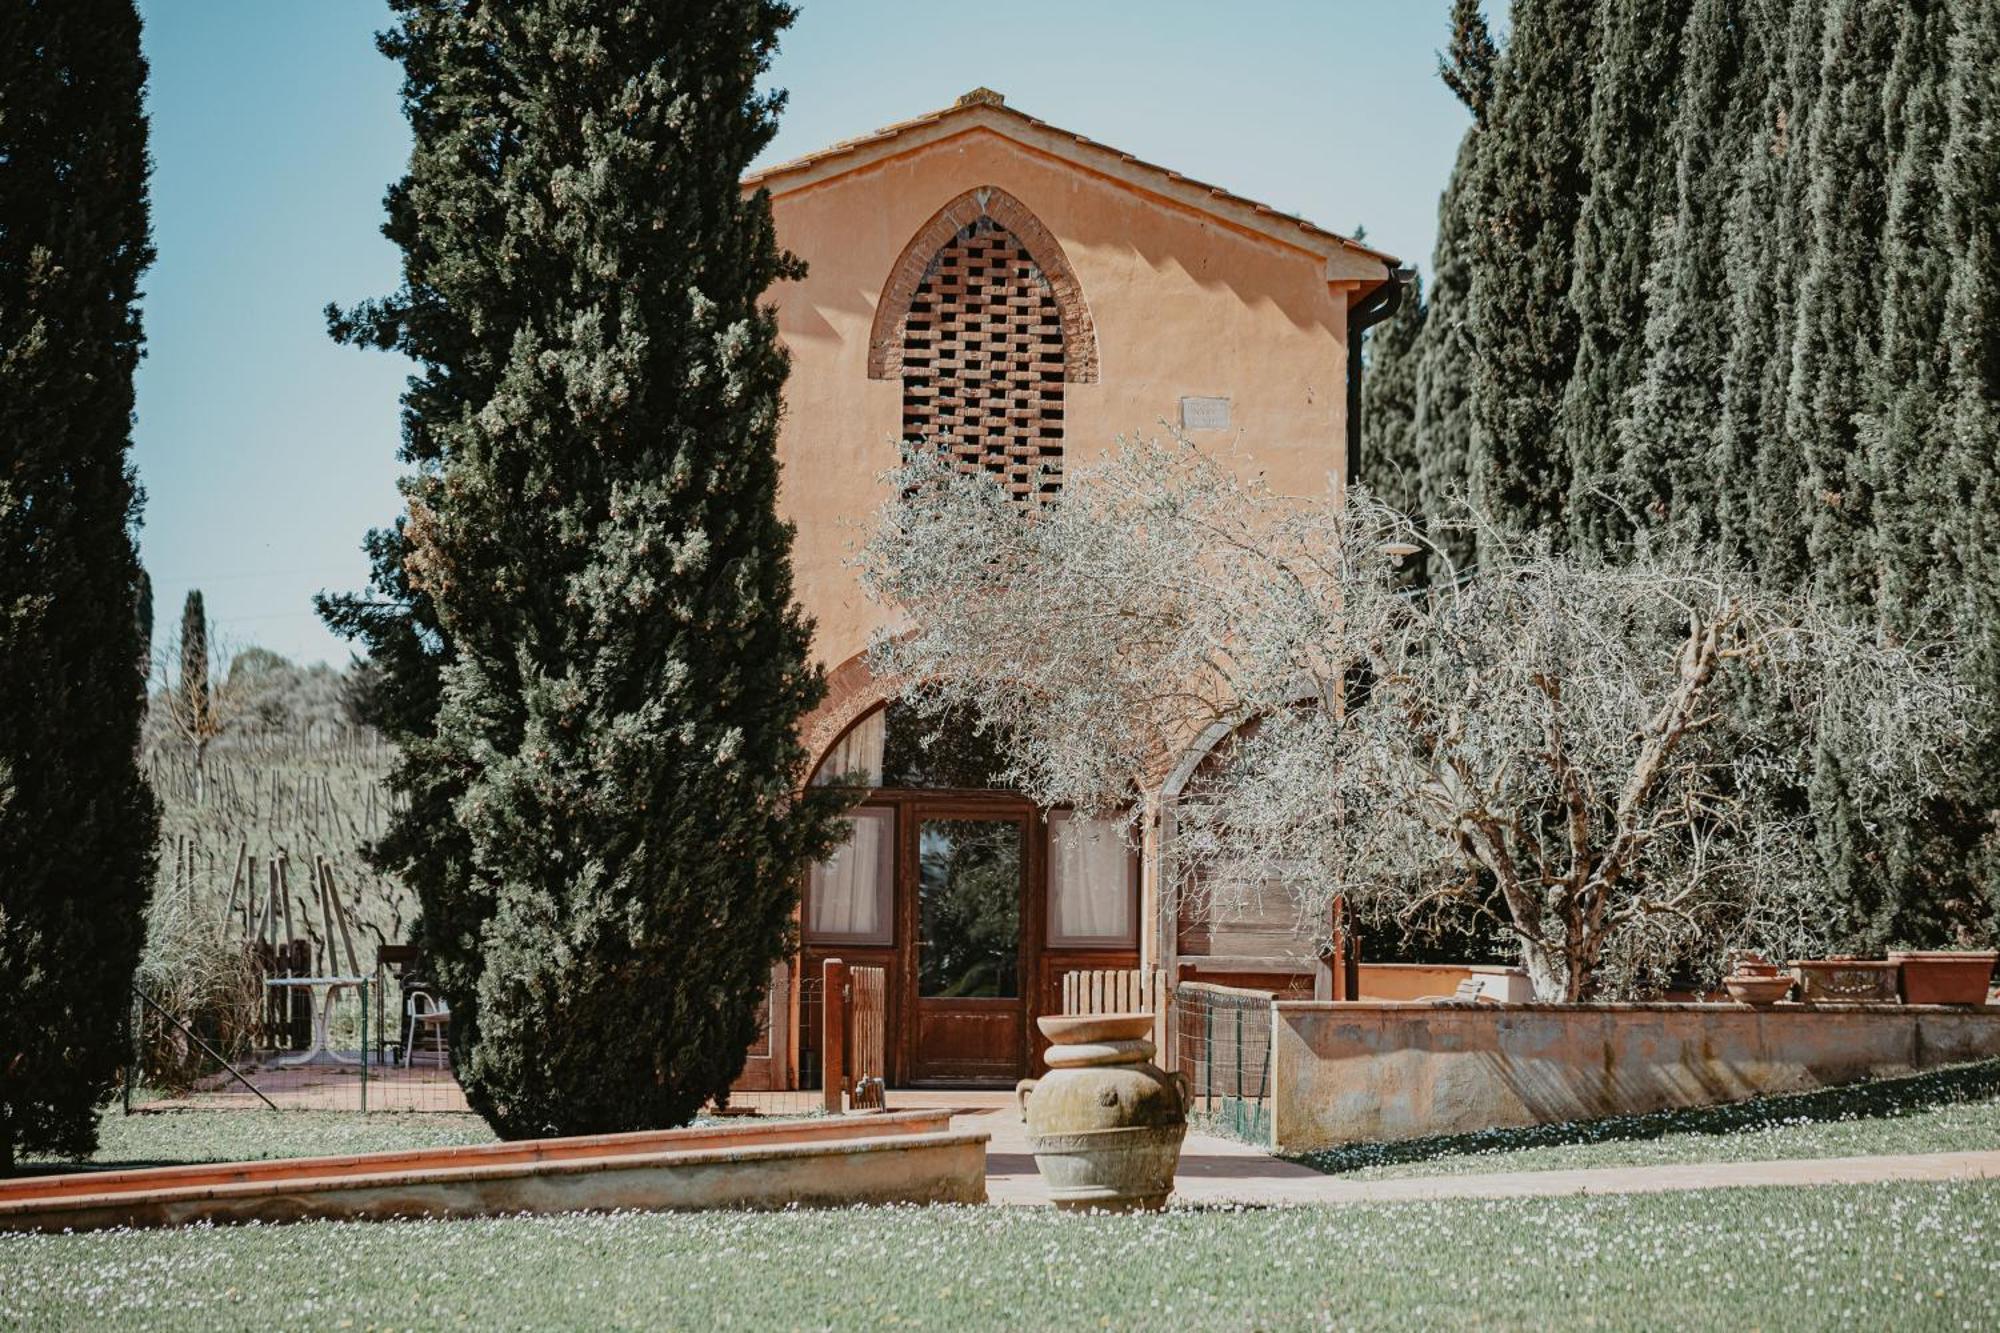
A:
246,854,265,943
220,841,249,934
822,957,848,1115
317,857,340,976
321,858,357,977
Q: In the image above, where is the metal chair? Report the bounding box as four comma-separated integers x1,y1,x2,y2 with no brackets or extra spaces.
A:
402,987,451,1067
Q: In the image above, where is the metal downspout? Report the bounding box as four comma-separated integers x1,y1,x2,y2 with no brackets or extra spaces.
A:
1345,264,1416,488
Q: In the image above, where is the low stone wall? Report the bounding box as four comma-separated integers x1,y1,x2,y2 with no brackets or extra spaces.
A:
1268,1001,2000,1152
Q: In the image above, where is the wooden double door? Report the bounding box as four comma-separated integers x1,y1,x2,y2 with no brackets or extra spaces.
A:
798,791,1142,1089
799,794,1039,1087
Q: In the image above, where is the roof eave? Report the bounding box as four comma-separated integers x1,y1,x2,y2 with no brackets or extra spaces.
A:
743,100,1399,277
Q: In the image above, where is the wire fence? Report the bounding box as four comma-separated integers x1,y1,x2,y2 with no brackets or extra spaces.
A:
1170,981,1274,1145
130,970,467,1115
127,959,906,1124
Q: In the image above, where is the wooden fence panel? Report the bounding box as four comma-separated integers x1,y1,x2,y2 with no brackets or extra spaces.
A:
1060,967,1171,1070
851,966,886,1107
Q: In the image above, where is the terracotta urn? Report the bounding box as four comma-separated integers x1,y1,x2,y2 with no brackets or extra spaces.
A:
1016,1012,1189,1212
1889,951,1998,1006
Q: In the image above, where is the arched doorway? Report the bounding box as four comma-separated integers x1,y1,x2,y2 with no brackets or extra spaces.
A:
803,702,1139,1087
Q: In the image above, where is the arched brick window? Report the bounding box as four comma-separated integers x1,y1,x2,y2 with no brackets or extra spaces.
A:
902,218,1066,498
872,187,1097,503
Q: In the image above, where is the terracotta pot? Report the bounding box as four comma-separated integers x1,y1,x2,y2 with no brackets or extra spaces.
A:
1017,1012,1188,1212
1723,974,1794,1006
1789,959,1900,1003
1889,951,1998,1006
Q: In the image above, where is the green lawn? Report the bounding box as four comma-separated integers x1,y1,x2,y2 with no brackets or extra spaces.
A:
21,1109,495,1172
2,1183,1995,1329
1295,1060,2000,1180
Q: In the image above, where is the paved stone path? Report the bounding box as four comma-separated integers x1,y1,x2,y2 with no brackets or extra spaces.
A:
916,1094,2000,1207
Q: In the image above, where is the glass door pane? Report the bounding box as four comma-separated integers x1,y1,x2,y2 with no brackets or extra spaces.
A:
917,818,1023,998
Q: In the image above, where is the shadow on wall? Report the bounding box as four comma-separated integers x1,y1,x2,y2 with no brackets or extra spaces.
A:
1270,1003,2000,1151
1290,1057,2000,1175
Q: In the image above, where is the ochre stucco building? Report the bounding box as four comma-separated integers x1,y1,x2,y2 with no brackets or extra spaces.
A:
736,91,1403,1091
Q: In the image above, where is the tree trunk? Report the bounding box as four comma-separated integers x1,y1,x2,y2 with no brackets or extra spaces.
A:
1520,939,1584,1003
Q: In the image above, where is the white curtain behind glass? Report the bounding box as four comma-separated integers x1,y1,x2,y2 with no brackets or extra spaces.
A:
808,807,892,942
1049,812,1134,944
811,709,885,786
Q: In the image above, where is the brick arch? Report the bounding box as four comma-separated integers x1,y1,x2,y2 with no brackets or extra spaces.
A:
799,651,897,782
868,185,1098,384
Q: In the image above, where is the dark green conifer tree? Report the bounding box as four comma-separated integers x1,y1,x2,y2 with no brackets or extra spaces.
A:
324,0,845,1137
1412,0,1498,573
177,591,207,706
1937,0,2000,927
1624,0,1771,563
1558,0,1693,556
134,570,152,673
1359,269,1425,518
1787,0,1901,615
1466,0,1599,545
1787,1,1933,950
0,0,158,1174
1845,3,1986,950
1859,1,1955,637
1716,0,1825,591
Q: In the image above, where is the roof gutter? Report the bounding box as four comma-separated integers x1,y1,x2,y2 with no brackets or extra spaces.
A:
1345,264,1416,488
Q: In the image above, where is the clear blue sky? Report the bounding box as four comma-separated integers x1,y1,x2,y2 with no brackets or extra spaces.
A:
133,1,1493,665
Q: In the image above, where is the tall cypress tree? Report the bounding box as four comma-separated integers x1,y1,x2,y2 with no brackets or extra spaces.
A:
177,589,208,714
175,588,216,800
1413,0,1498,573
1787,1,1916,949
1624,0,1771,564
1937,0,2000,926
1787,0,1901,615
1466,0,1599,545
1558,0,1693,556
1717,0,1825,591
0,0,158,1173
1859,1,1955,638
1858,0,1991,943
1359,269,1425,518
325,0,845,1136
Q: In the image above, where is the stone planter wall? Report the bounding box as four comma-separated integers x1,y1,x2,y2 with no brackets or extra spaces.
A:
1268,1001,2000,1153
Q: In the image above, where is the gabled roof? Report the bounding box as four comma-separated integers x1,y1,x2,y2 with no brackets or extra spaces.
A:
744,89,1399,286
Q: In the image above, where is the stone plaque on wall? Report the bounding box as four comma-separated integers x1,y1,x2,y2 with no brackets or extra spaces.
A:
1179,396,1231,431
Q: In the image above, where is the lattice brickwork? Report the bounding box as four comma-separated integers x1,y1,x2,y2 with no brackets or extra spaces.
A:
901,218,1065,499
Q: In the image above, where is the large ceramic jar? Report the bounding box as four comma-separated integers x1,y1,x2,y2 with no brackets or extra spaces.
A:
1016,1012,1189,1212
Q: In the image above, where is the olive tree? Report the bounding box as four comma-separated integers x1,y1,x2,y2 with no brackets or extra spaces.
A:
861,437,1967,1000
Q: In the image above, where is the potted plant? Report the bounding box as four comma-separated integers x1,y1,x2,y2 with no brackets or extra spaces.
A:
1789,956,1900,1003
1888,950,1998,1006
1722,953,1792,1005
